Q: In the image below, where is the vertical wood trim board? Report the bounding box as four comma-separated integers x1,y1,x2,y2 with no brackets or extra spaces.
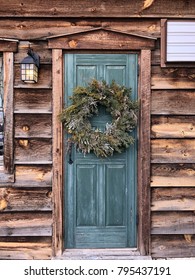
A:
138,50,151,255
52,49,63,257
3,52,14,174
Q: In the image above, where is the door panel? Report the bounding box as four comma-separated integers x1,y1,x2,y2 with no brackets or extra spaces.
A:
64,54,137,249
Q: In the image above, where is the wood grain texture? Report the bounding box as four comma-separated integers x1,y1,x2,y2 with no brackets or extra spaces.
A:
151,212,195,234
151,164,195,187
151,116,195,138
151,90,195,115
0,188,52,212
137,50,151,255
0,19,160,40
151,66,195,89
0,0,194,18
15,165,52,187
151,188,195,211
152,235,195,258
48,29,156,50
15,139,52,163
0,212,52,236
14,89,52,112
151,139,195,163
15,114,52,138
52,49,63,257
3,52,14,174
0,237,52,259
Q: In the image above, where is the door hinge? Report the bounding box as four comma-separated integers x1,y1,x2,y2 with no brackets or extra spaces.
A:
136,214,139,225
137,64,140,76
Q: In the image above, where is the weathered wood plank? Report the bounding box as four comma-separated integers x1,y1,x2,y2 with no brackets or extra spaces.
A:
152,212,195,234
15,114,52,138
14,89,52,112
0,188,52,212
151,90,195,115
152,235,195,258
151,66,195,89
52,49,63,257
0,237,52,260
151,139,195,163
151,116,195,138
151,164,195,187
151,188,195,211
48,29,156,50
15,165,52,187
15,139,52,163
0,212,52,236
0,0,194,18
0,19,160,40
14,64,52,89
3,52,14,174
137,50,151,255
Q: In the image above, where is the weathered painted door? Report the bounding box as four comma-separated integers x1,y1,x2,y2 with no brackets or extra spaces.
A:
64,54,137,248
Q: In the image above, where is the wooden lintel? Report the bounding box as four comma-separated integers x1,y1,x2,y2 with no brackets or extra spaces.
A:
48,29,156,50
0,40,18,52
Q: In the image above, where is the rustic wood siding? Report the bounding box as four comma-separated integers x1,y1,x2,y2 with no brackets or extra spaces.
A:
151,36,195,258
0,40,52,259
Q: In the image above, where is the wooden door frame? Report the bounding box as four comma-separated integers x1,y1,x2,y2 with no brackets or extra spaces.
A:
52,48,151,258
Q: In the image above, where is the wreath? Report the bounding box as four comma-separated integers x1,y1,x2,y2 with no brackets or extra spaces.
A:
60,79,139,158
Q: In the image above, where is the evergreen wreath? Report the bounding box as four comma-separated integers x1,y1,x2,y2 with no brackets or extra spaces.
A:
60,79,139,158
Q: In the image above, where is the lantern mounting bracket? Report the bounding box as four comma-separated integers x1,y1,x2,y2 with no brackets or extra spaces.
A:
27,49,40,68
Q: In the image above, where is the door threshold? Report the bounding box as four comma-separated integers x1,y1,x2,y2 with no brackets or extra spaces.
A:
54,249,152,260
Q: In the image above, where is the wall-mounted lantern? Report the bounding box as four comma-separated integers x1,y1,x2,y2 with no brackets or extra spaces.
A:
21,49,40,83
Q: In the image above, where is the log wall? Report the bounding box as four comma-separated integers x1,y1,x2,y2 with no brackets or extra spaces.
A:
0,2,195,259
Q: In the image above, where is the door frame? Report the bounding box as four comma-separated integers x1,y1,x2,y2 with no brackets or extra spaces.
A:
50,30,154,258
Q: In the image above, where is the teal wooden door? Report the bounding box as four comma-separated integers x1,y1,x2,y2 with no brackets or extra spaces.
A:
64,54,137,249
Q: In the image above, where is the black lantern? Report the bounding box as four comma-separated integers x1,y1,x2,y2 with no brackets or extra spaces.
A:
21,49,40,83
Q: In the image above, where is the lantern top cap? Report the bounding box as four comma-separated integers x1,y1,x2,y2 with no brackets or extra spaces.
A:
21,49,40,68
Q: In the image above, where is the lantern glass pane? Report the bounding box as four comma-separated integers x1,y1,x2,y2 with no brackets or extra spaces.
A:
21,62,39,83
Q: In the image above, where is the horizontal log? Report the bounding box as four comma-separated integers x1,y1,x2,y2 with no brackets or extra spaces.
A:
151,66,195,89
151,164,195,187
0,19,160,40
152,235,195,258
151,212,195,234
15,139,52,163
0,237,52,259
0,188,52,211
151,116,195,138
151,139,195,163
151,90,195,115
14,64,52,89
0,212,52,236
15,165,52,187
151,188,195,211
0,0,194,18
15,114,52,138
14,89,52,112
